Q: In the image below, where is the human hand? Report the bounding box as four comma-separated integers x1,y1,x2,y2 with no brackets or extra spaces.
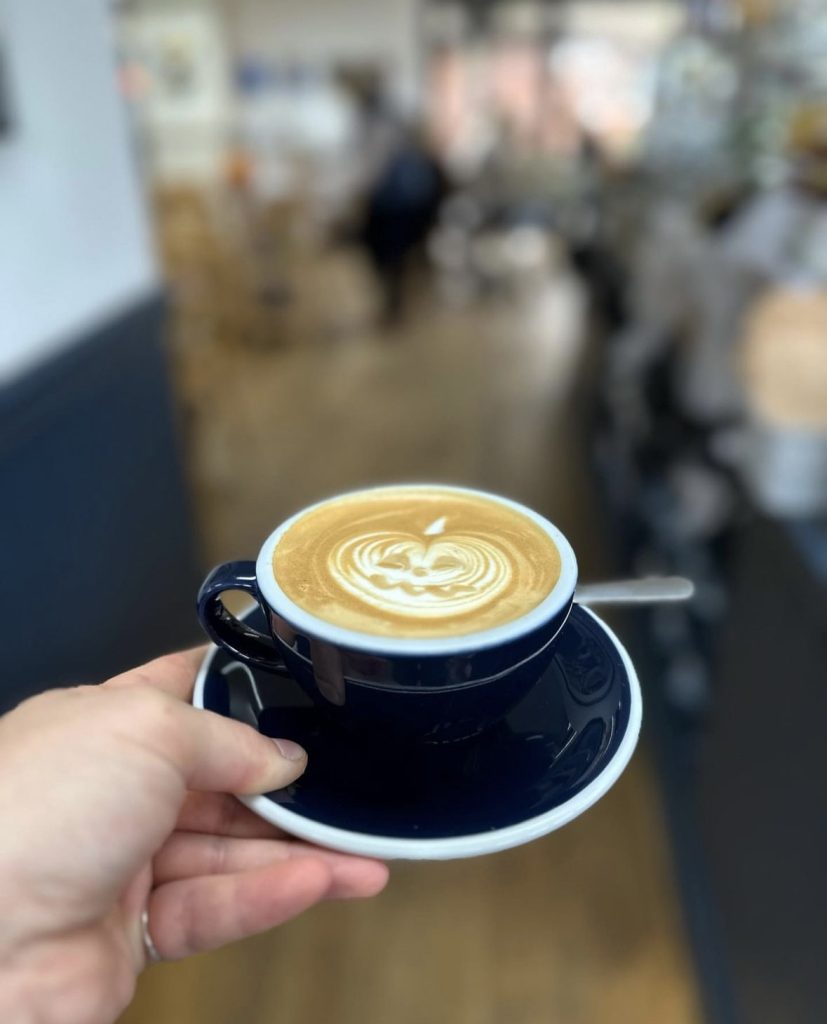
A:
0,650,388,1024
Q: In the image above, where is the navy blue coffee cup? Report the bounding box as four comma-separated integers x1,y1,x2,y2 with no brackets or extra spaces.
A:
197,485,578,744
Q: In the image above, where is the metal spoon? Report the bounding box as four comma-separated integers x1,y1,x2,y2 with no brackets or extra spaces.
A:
576,576,694,606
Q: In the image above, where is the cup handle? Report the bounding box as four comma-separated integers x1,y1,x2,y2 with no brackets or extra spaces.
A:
197,561,287,673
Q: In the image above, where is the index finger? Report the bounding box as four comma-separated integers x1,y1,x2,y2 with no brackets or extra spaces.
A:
104,647,208,700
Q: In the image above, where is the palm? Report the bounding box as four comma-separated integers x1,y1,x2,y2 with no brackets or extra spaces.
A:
45,792,381,1024
0,651,387,1024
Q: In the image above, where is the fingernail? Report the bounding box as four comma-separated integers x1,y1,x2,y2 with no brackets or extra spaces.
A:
272,738,306,761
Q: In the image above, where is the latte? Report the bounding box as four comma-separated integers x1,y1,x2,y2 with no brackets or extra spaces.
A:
272,486,561,638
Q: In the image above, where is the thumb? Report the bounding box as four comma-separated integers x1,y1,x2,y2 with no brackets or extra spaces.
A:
158,698,307,795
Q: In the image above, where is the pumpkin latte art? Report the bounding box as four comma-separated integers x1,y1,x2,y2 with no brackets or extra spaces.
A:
272,487,561,638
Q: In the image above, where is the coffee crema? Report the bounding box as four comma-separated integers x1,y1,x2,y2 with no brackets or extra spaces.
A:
272,487,561,639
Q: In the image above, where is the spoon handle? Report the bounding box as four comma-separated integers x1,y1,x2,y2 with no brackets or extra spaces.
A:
576,576,695,606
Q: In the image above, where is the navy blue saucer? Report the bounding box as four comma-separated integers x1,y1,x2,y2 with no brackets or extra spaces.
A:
194,605,641,859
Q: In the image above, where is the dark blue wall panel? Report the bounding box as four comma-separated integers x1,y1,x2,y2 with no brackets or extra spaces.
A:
0,292,202,711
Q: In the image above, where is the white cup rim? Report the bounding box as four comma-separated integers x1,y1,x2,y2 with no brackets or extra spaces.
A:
255,483,578,656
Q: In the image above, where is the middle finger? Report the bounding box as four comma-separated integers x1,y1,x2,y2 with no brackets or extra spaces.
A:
153,832,390,899
176,791,287,840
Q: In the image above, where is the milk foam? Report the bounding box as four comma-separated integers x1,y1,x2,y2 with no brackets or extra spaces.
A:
272,487,561,639
332,530,512,618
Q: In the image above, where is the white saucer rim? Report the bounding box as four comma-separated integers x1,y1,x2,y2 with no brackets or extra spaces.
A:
192,606,642,861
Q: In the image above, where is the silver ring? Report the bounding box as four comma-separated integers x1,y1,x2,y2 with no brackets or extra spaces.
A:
141,908,163,965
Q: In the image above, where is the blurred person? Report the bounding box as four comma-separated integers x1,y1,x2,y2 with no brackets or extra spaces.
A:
568,132,627,331
612,101,827,434
0,649,388,1024
327,66,404,239
719,102,827,284
353,73,404,189
676,99,827,424
359,123,449,325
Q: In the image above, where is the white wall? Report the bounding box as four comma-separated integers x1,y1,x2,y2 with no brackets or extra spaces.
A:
229,0,422,112
116,0,421,190
0,0,157,384
118,0,234,183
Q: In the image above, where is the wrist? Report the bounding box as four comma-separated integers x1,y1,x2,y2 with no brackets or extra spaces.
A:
0,958,38,1024
0,933,136,1024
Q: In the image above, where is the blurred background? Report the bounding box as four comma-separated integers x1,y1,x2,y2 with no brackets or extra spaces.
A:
2,0,826,1021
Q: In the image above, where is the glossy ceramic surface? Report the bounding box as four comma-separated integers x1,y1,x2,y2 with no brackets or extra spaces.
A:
193,604,641,860
199,560,573,743
196,486,579,743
